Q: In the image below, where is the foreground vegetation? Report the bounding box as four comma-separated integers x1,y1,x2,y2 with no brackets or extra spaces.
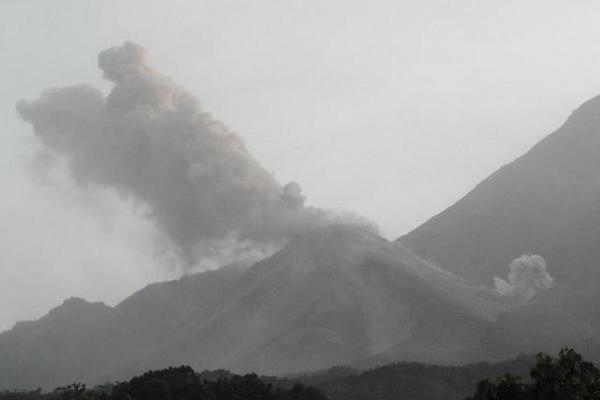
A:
0,367,326,400
467,348,600,400
2,348,598,400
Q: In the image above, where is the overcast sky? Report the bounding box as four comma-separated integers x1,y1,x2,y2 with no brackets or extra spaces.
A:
2,0,600,331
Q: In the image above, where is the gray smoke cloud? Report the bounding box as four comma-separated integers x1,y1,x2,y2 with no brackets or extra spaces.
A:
17,41,373,268
493,254,554,303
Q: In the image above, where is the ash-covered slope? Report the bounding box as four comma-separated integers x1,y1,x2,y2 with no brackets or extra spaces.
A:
400,95,600,285
127,226,504,377
0,226,503,390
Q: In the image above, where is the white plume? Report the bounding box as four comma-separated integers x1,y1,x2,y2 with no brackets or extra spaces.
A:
494,254,554,303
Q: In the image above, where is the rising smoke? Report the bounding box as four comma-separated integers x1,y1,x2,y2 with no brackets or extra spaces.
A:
493,254,554,303
17,41,372,268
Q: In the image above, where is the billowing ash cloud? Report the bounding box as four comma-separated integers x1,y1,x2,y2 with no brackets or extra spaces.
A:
17,41,373,267
493,254,554,303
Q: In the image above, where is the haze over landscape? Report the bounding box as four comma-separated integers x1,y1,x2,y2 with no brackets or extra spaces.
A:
3,2,600,398
4,1,600,333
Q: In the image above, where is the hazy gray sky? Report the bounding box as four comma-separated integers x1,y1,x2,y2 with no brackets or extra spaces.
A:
2,0,600,331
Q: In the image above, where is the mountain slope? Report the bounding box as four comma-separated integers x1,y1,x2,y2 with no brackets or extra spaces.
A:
0,267,243,390
0,227,503,390
126,226,504,377
400,95,600,285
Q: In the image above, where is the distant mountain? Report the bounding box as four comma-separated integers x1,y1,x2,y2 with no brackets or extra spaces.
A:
0,266,243,390
400,95,600,285
0,226,504,390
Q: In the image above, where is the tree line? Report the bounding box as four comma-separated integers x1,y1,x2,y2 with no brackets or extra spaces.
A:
2,348,599,400
0,367,326,400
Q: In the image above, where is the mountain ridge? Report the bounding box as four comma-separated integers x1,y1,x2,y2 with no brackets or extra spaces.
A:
0,226,503,390
399,95,600,285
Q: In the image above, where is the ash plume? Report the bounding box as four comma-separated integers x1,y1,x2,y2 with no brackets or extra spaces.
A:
17,41,373,268
493,254,554,303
